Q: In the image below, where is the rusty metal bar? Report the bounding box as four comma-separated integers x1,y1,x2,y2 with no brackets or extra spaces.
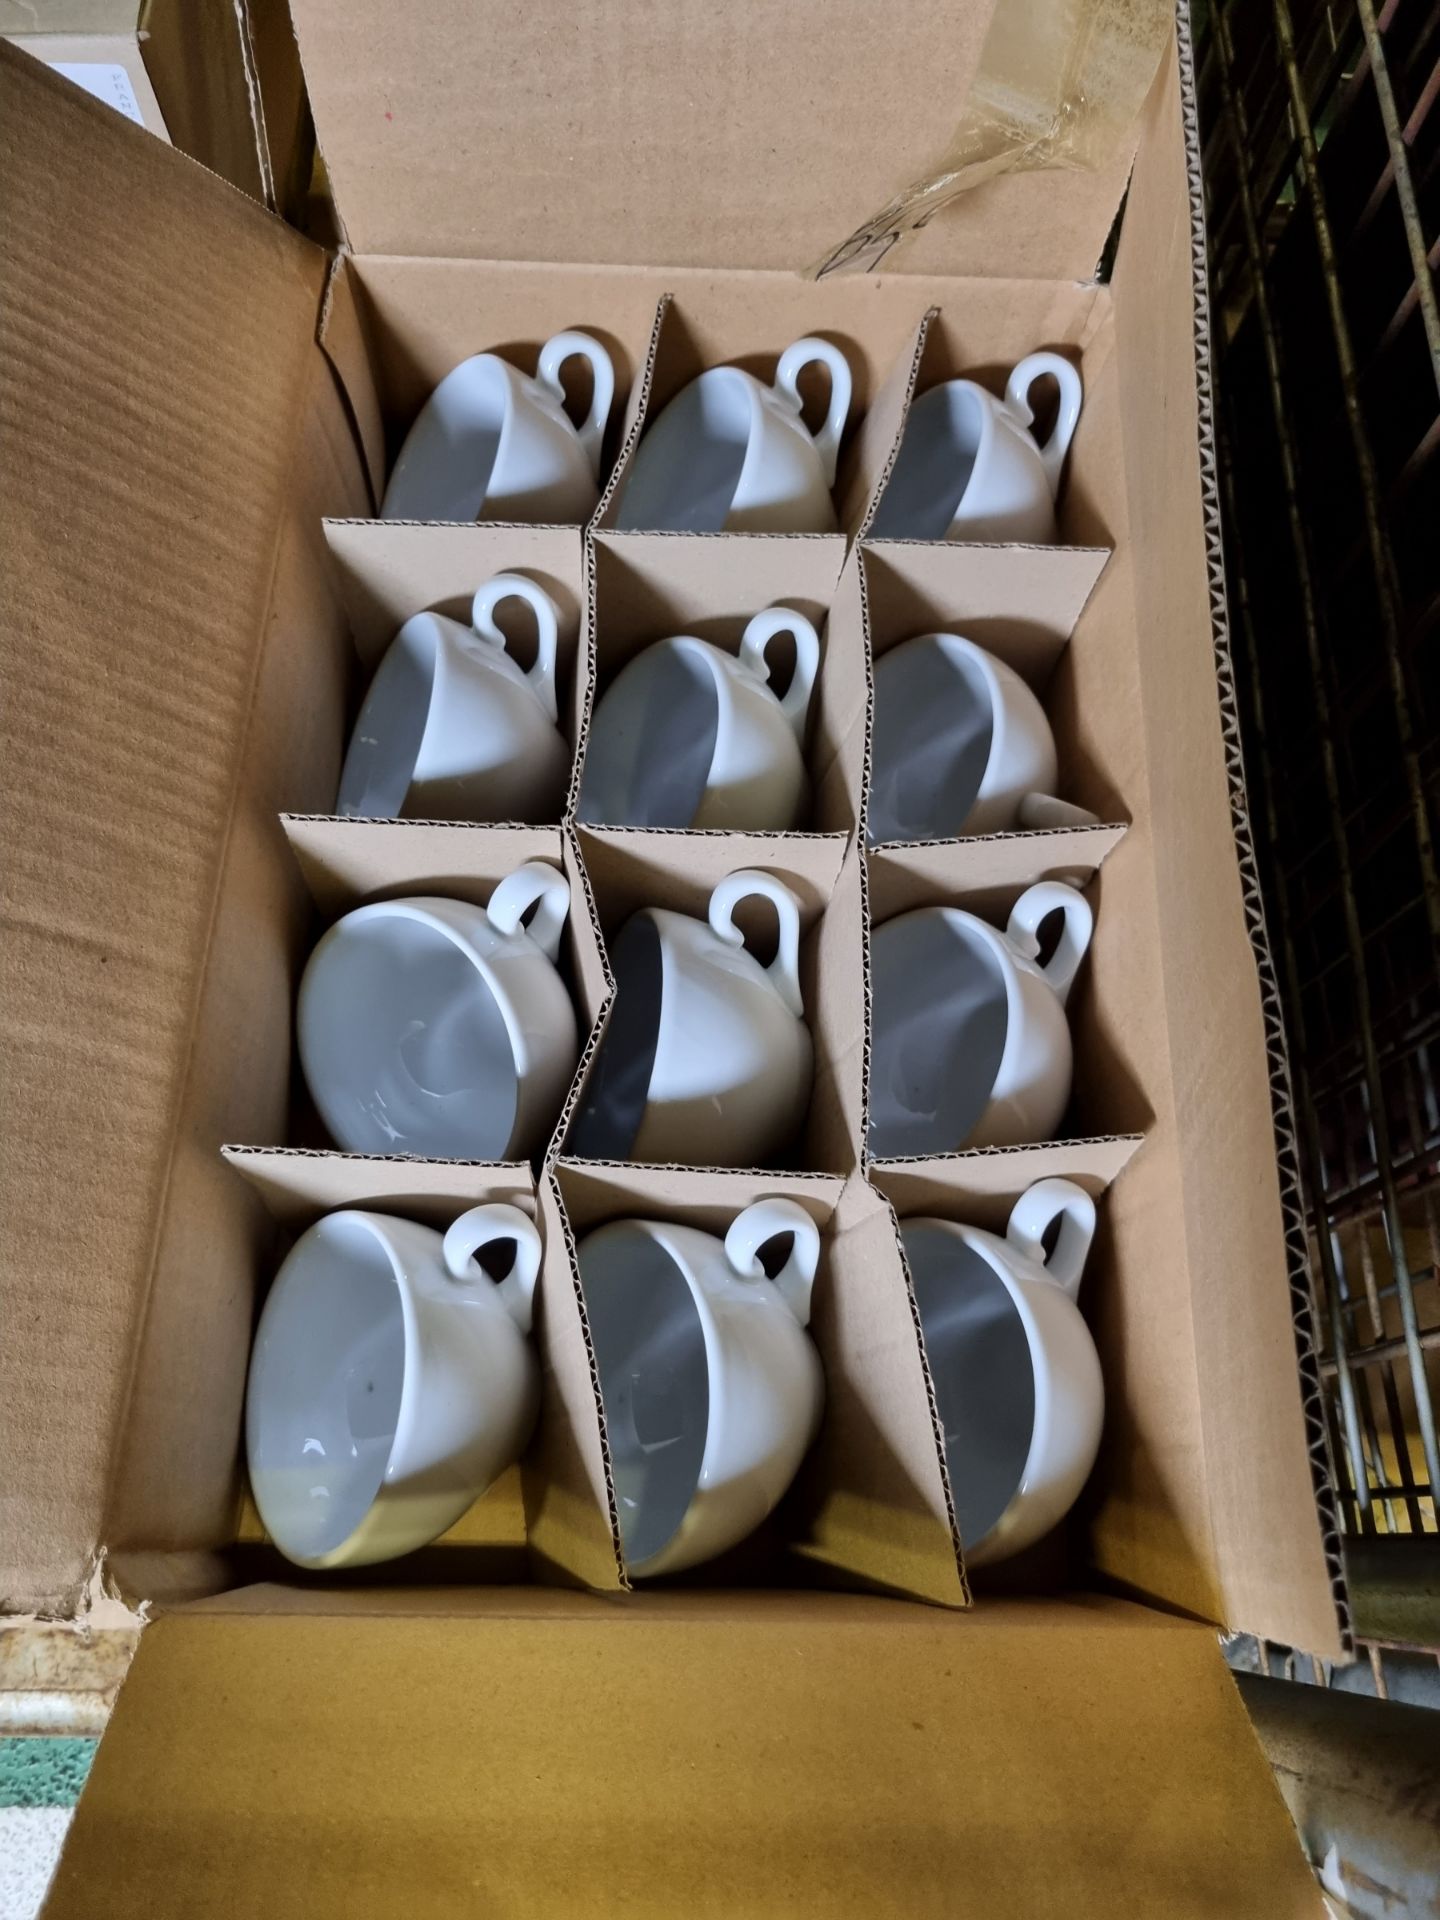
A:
1262,0,1440,1511
1351,0,1440,399
1205,0,1440,1586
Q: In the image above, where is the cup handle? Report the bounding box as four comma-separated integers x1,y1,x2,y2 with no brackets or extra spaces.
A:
443,1204,543,1333
486,860,571,962
1004,880,1094,1008
724,1197,822,1327
773,337,853,489
1005,1178,1096,1301
708,869,805,1019
1003,352,1083,499
536,330,615,482
471,573,562,723
737,608,821,743
1015,792,1100,831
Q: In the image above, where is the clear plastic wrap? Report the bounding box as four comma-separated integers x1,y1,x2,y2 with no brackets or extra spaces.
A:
813,0,1174,276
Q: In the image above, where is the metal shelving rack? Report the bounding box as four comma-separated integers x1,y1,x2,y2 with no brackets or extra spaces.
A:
1194,0,1440,1684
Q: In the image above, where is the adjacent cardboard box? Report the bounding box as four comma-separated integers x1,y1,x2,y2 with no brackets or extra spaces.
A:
1,0,307,206
0,3,1346,1907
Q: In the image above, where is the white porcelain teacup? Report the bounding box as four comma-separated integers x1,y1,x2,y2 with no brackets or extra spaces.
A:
870,352,1082,544
338,574,570,823
568,869,813,1166
579,1197,825,1576
616,338,853,533
246,1203,543,1569
903,1179,1103,1565
868,881,1094,1157
869,632,1095,844
578,608,821,830
297,861,579,1160
381,331,615,524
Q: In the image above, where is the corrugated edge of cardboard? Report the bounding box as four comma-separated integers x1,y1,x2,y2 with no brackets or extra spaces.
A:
1172,0,1350,1648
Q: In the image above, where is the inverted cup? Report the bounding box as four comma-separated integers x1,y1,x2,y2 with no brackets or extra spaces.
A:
868,881,1094,1157
579,1197,825,1576
246,1203,542,1569
903,1178,1103,1564
297,862,579,1160
569,868,813,1165
871,352,1082,544
381,330,615,524
579,608,820,829
338,574,570,822
869,632,1092,843
616,337,852,534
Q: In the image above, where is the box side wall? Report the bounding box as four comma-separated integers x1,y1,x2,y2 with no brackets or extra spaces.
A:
0,44,334,1612
99,343,371,1595
1107,25,1344,1655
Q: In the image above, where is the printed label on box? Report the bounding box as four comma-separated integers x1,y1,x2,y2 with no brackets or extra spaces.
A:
48,63,144,127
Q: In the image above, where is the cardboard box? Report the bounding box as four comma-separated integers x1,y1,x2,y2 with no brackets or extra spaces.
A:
0,0,1348,1906
2,0,308,207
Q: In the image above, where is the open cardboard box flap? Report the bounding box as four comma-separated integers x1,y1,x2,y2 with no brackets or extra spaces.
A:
286,0,1138,281
44,1588,1323,1920
0,44,349,1615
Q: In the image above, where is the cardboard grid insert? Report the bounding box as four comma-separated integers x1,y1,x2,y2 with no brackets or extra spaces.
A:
219,275,1146,1607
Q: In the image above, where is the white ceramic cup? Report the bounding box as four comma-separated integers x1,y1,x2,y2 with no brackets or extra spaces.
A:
578,608,821,830
869,881,1094,1157
902,1179,1103,1565
616,338,853,533
381,331,615,524
869,632,1095,844
870,352,1083,544
337,574,570,823
246,1203,543,1569
568,869,813,1166
297,861,579,1161
579,1197,825,1576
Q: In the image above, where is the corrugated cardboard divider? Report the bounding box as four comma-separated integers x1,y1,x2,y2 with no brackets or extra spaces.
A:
316,255,667,517
586,532,855,834
568,827,858,1174
216,1149,621,1592
871,1138,1143,1226
278,817,610,1160
553,1163,966,1606
321,519,589,816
